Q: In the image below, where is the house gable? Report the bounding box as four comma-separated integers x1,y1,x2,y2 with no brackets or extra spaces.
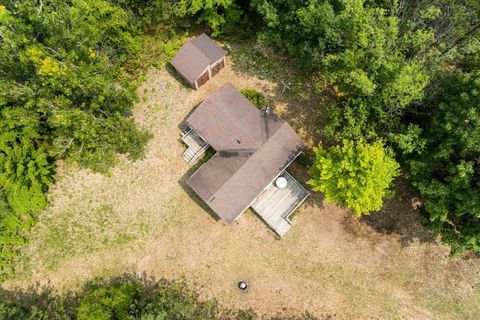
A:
186,83,305,223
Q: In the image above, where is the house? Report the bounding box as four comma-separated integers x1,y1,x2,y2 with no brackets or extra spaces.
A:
181,83,309,236
170,33,227,90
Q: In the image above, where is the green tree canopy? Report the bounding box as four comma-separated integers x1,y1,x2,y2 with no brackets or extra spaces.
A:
252,0,480,253
308,139,400,216
405,69,480,253
181,0,243,35
0,277,255,319
0,0,151,280
251,0,431,149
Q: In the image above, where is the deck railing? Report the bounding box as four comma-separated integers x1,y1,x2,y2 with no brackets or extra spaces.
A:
280,171,310,224
181,128,209,164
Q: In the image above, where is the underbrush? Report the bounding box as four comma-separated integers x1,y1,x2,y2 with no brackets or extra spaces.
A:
125,25,190,77
0,275,258,319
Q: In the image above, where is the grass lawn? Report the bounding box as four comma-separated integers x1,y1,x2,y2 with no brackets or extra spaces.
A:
4,39,480,319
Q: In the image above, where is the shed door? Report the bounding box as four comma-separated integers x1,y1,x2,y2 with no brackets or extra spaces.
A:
196,70,209,88
211,59,225,77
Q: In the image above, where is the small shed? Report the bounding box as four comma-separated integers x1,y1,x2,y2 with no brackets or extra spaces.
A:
170,34,227,90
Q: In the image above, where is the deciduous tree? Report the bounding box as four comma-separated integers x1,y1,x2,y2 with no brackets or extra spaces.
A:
0,0,150,280
405,69,480,253
308,139,400,216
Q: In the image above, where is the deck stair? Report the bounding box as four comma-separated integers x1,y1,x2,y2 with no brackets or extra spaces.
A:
181,128,209,164
183,148,197,163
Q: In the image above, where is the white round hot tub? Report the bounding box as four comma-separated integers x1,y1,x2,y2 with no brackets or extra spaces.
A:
275,176,288,189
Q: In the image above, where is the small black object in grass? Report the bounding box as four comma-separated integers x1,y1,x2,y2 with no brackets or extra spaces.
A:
238,281,248,290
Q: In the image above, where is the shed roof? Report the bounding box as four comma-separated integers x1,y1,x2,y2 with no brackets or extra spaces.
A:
170,34,227,84
186,83,305,223
191,33,227,63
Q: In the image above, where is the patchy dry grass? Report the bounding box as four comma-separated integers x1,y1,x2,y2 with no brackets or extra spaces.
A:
4,40,480,320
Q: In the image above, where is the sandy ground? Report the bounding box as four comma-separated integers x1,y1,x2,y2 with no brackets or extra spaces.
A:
4,56,480,319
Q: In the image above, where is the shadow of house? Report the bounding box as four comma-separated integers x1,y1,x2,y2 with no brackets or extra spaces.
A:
177,100,203,132
165,63,193,90
178,152,221,222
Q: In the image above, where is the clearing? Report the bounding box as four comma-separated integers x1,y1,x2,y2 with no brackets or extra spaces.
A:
4,41,480,319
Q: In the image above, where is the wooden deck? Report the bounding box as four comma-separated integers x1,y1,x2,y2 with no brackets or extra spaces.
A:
251,171,309,237
181,129,208,163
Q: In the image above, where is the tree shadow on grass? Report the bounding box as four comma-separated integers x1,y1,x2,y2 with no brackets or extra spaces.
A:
227,40,335,148
175,100,221,222
177,100,203,132
0,281,79,318
355,177,436,247
271,314,334,320
0,273,327,319
0,274,224,319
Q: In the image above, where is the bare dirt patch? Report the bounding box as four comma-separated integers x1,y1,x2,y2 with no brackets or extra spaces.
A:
4,44,480,319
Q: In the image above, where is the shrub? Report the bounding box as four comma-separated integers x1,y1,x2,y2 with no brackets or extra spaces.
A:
295,153,313,167
240,89,267,109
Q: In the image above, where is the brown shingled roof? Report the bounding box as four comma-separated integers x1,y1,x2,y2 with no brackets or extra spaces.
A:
191,33,227,63
186,83,305,223
170,34,227,85
170,42,210,85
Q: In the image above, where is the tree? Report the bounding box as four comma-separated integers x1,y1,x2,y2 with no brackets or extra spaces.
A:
252,0,431,150
112,0,246,35
251,0,338,69
395,0,480,58
77,284,137,320
180,0,243,35
318,1,430,146
308,139,400,216
404,69,480,253
251,0,480,253
111,0,185,28
0,0,151,280
0,276,257,319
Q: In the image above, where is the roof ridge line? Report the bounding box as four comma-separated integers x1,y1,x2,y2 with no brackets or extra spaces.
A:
207,122,290,203
188,40,211,65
